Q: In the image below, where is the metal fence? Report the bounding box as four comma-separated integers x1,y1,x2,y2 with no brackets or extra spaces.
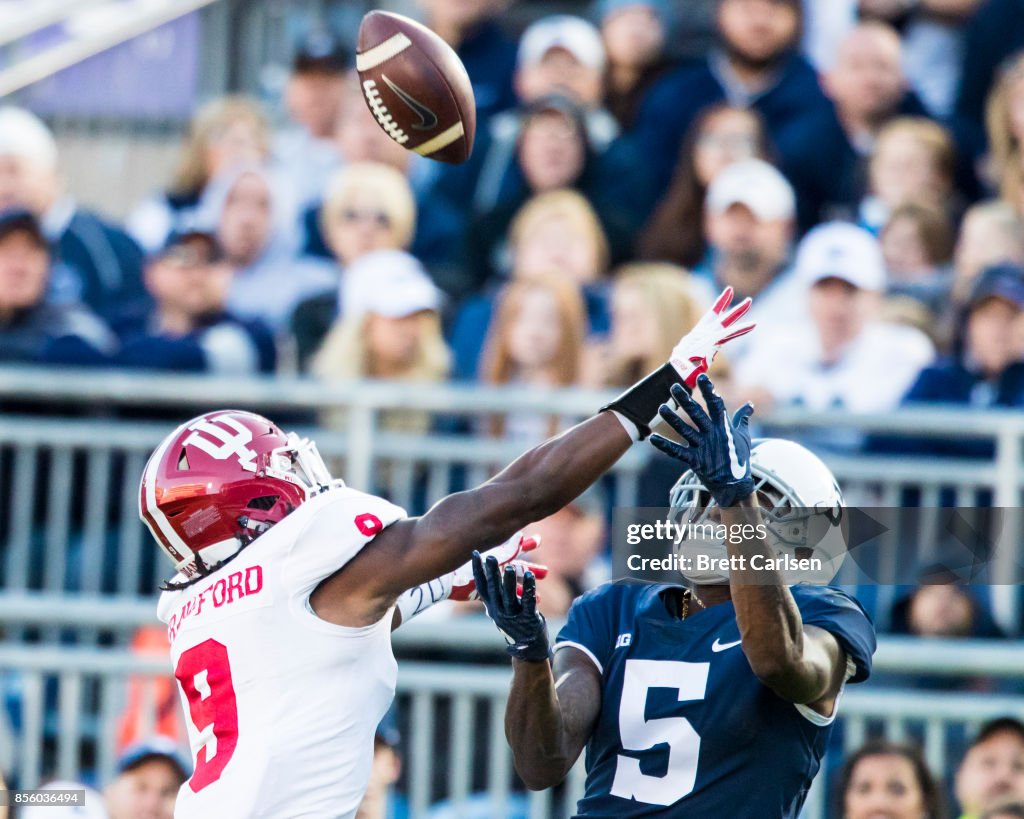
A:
1,625,1022,819
2,367,1024,628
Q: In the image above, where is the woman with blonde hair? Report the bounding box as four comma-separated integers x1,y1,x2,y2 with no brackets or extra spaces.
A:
509,189,610,287
292,161,419,367
128,96,272,252
480,273,586,443
584,263,724,388
312,249,449,435
449,189,611,380
861,117,958,233
986,53,1024,209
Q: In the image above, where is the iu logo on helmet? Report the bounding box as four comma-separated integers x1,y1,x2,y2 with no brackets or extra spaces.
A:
183,415,259,471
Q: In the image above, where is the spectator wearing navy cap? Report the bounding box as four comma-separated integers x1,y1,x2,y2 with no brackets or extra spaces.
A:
629,0,831,205
274,31,350,209
418,0,518,125
734,221,934,416
97,230,276,374
0,209,115,364
903,264,1024,412
0,106,146,318
594,0,676,129
104,736,189,819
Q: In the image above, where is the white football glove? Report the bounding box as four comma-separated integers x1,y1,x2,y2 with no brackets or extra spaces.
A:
670,287,755,388
395,533,545,626
450,532,544,601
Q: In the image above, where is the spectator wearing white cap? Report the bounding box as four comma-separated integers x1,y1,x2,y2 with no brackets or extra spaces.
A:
429,14,652,230
697,158,806,353
311,249,450,435
0,106,146,318
733,221,934,417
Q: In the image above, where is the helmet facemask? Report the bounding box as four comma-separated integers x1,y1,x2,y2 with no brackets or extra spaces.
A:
669,457,847,586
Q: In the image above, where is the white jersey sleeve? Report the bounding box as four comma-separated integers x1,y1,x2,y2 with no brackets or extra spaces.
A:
280,485,406,600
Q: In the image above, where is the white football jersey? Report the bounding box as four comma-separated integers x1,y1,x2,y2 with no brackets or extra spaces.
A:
156,485,406,819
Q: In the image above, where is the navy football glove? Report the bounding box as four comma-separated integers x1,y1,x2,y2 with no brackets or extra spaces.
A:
650,374,756,507
472,550,550,662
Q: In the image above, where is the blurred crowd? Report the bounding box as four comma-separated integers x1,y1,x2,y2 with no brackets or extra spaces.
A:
1,0,1023,444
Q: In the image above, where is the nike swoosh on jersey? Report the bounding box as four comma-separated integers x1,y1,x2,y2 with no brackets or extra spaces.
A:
711,637,743,652
381,75,439,130
723,415,747,480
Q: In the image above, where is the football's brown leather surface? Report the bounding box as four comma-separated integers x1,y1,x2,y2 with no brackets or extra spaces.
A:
356,10,476,164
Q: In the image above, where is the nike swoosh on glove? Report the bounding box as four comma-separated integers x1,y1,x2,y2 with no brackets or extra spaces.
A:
472,551,550,662
670,287,755,388
650,374,756,507
450,533,546,601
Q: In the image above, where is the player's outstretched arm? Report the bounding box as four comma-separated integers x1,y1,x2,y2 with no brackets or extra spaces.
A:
473,553,601,789
651,376,847,713
313,290,754,627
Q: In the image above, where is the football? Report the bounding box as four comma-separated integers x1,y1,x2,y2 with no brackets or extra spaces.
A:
356,10,476,164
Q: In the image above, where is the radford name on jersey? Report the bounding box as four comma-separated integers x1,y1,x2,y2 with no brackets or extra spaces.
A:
554,581,876,819
157,486,405,819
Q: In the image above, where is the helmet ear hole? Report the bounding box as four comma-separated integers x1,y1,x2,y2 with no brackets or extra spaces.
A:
247,495,280,511
177,450,190,470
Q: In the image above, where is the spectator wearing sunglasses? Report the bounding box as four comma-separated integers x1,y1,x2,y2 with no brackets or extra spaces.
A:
290,162,421,368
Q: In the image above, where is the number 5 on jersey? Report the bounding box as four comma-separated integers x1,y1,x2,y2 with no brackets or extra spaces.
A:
610,660,710,806
175,638,239,791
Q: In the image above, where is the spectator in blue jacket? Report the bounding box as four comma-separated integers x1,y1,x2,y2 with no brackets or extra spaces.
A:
0,209,115,363
629,0,831,204
904,264,1024,411
106,230,276,374
0,106,146,319
779,21,931,231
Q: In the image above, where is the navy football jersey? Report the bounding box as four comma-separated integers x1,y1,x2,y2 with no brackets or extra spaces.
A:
554,581,876,818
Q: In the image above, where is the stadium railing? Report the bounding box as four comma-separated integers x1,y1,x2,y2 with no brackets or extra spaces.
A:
1,366,1023,629
0,630,1021,819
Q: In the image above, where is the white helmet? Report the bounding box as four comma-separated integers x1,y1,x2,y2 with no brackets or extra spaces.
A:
669,438,846,585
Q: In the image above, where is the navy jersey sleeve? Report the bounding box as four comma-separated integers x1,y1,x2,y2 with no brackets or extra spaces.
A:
792,585,877,683
554,583,626,674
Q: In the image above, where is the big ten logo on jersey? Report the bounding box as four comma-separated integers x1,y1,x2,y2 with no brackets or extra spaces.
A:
183,415,259,471
167,565,269,642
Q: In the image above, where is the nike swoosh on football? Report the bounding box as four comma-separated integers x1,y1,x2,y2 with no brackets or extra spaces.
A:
723,416,747,480
381,75,439,130
711,638,742,653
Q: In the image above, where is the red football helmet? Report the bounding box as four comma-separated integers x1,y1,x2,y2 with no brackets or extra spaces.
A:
139,410,335,576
